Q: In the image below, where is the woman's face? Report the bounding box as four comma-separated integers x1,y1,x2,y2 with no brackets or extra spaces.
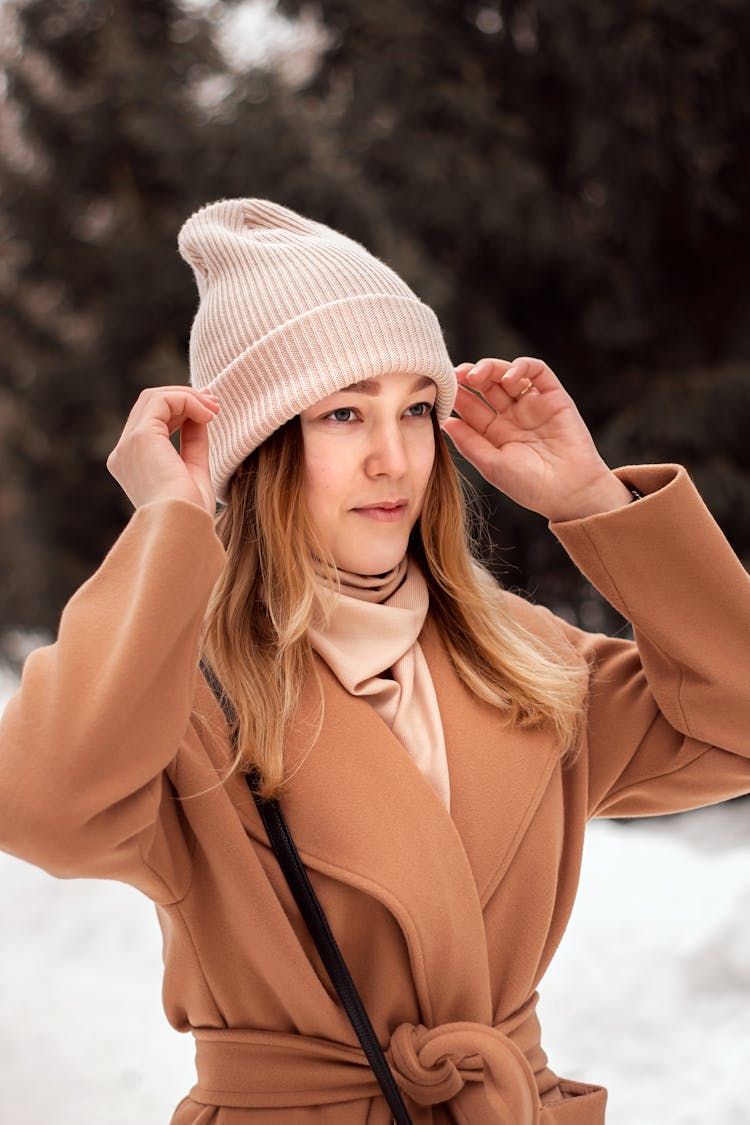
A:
299,371,438,574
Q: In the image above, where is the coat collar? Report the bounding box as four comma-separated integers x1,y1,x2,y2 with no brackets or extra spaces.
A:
198,619,560,1024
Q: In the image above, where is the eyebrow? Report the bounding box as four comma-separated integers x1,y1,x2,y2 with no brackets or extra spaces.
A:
337,374,436,396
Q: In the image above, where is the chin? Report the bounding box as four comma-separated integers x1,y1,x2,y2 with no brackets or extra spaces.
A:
335,537,410,576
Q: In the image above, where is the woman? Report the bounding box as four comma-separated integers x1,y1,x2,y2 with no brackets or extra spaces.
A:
1,198,749,1124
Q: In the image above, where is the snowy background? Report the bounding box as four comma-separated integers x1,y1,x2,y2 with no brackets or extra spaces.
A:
1,666,749,1125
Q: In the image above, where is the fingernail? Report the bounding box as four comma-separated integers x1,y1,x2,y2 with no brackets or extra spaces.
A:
503,366,517,378
467,366,480,378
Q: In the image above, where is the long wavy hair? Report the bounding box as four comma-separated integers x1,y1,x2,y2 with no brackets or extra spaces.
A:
198,413,586,799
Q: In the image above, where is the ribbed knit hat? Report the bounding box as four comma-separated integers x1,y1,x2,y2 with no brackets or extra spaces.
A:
178,198,457,501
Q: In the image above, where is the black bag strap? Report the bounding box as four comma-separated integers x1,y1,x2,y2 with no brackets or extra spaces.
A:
200,660,414,1125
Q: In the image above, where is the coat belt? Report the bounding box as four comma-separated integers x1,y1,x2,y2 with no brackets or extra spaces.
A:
190,996,545,1121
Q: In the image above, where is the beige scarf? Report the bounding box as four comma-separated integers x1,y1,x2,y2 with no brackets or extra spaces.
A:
308,559,451,812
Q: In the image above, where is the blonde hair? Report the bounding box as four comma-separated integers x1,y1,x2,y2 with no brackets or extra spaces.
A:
199,414,586,799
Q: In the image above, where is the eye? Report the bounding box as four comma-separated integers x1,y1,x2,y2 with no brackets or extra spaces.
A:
323,407,357,423
405,401,434,417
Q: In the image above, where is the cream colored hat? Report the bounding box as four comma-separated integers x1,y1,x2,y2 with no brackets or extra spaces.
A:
178,198,457,501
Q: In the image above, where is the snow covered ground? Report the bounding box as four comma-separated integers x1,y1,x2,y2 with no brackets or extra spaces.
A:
1,668,749,1125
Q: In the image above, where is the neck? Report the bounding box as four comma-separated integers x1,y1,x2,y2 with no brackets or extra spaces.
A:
314,556,408,604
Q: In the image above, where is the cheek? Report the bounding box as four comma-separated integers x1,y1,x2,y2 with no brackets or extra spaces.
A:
303,453,343,520
415,437,436,500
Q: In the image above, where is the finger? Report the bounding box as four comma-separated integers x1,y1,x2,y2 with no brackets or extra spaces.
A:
454,363,480,394
461,358,526,413
150,392,220,437
111,395,218,471
452,369,521,425
179,414,211,472
160,388,221,417
134,385,219,410
452,386,527,449
462,357,514,392
452,385,500,438
441,416,511,482
504,374,539,402
180,417,217,514
501,357,561,398
165,406,219,439
131,386,219,428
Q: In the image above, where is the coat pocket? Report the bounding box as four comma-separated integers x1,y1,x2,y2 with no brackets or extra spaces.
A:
539,1078,607,1124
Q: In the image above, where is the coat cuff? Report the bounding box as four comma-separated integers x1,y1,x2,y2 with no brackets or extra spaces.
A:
547,464,746,625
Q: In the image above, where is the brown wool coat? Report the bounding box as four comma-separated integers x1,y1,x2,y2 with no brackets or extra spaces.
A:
2,463,750,1124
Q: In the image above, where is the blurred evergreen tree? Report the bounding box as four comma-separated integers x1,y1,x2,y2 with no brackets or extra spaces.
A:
0,0,377,645
2,0,750,644
277,0,750,625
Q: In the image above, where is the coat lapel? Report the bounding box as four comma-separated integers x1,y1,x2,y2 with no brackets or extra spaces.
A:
270,656,494,1027
419,621,561,908
197,618,560,1020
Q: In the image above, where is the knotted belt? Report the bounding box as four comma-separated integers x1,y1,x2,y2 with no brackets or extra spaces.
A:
191,998,544,1122
387,1020,539,1119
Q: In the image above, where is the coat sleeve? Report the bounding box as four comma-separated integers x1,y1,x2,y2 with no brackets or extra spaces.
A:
540,463,750,818
0,498,226,902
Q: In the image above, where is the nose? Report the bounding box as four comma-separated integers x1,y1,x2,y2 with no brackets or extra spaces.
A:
364,419,409,479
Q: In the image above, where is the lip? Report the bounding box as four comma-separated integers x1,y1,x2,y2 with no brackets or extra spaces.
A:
352,499,409,523
355,499,408,510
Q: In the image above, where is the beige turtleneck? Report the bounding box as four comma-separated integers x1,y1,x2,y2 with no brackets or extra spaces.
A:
307,558,451,812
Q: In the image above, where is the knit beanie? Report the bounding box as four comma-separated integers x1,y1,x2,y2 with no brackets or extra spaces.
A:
177,198,457,501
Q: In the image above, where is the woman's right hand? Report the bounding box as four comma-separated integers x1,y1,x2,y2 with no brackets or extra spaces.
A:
106,386,220,514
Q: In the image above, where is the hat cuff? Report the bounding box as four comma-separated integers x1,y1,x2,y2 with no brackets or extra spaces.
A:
200,294,457,500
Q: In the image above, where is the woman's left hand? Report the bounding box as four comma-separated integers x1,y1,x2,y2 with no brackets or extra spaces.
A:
441,356,634,522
